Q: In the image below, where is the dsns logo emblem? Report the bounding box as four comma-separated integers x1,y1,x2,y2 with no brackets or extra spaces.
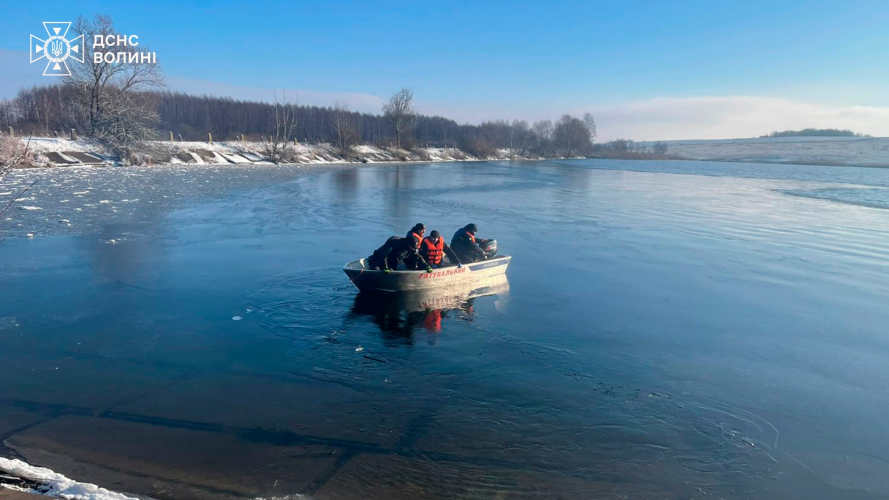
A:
30,22,84,76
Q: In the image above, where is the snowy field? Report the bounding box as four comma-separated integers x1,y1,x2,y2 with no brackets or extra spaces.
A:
656,136,889,167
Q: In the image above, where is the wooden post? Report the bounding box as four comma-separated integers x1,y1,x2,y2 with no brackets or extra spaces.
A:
7,126,13,137
293,138,297,146
208,132,213,144
169,131,174,142
71,129,77,140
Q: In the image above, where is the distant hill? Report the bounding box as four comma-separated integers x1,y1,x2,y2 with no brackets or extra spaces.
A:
761,128,869,138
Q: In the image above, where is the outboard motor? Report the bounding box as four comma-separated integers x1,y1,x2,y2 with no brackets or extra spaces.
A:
479,239,498,259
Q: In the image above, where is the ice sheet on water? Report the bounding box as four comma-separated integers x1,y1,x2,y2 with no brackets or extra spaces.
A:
781,187,889,209
0,316,19,330
0,163,330,238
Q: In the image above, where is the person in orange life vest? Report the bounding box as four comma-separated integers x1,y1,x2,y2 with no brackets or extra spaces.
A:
406,223,426,248
403,223,426,269
450,223,489,263
420,230,462,269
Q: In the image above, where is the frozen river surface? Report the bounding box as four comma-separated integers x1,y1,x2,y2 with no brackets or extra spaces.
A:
1,159,889,500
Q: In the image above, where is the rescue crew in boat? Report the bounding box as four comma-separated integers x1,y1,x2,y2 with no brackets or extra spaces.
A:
367,236,433,274
404,223,426,269
450,223,489,263
420,230,463,269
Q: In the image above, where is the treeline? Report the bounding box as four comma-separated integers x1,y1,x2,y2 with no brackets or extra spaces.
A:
593,139,668,155
0,84,606,157
1,15,671,163
761,128,869,138
154,90,466,147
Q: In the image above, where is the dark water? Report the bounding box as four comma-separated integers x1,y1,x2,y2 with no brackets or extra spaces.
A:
1,159,889,500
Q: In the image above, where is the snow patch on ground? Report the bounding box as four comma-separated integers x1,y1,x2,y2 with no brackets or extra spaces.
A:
0,458,141,500
24,137,108,155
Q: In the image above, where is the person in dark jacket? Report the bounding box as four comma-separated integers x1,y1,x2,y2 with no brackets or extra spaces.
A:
420,230,462,269
404,223,426,269
450,223,488,263
367,236,432,273
406,223,426,248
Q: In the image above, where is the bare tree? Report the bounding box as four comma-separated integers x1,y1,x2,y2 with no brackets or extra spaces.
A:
65,15,164,148
510,120,534,157
554,114,593,157
263,92,299,163
532,120,554,156
330,100,359,157
0,134,37,220
382,87,417,150
0,134,30,179
583,113,597,143
0,100,17,130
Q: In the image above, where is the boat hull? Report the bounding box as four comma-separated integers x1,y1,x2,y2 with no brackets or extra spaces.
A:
343,256,511,293
352,273,510,314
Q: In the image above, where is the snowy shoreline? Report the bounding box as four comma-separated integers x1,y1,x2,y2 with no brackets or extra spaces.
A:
0,457,142,500
10,137,496,169
0,457,303,500
5,135,889,170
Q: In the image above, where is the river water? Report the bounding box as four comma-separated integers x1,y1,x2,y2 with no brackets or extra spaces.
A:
1,159,888,500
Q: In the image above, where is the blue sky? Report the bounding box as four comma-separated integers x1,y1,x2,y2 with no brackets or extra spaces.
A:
2,0,888,140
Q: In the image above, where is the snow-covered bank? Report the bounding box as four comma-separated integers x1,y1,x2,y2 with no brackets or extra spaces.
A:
10,134,887,170
0,458,141,500
8,136,505,168
0,459,309,500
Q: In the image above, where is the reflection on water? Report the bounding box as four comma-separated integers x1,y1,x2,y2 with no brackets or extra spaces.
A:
349,275,510,338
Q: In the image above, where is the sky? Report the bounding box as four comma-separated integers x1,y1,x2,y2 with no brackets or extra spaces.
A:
2,0,888,141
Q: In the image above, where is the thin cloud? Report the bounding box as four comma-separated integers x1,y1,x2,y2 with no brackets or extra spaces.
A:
578,96,889,141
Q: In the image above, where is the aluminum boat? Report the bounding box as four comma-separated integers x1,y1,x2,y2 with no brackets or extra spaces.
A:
343,255,511,293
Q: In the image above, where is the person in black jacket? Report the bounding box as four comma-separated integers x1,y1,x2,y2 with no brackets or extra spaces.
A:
404,223,426,269
450,223,488,263
367,236,432,273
